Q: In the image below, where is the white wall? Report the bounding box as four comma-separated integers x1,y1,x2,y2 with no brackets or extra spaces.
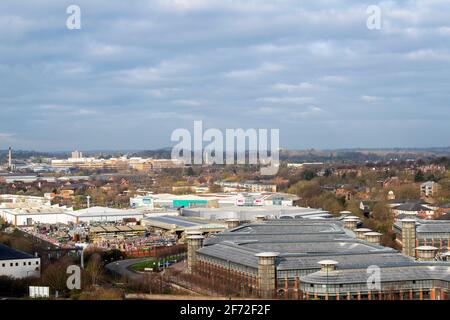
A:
73,214,145,223
0,258,41,278
0,211,76,225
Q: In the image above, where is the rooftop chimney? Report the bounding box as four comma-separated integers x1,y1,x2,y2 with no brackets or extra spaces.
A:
255,215,266,222
364,231,383,245
415,246,438,261
343,217,359,231
318,260,338,272
354,228,372,240
226,219,240,229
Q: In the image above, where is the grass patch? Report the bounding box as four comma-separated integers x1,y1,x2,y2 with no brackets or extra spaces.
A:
131,255,185,272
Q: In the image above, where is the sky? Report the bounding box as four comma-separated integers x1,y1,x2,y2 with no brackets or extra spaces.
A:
1,0,450,151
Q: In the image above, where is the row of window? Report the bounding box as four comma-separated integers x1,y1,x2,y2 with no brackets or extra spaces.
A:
1,260,39,268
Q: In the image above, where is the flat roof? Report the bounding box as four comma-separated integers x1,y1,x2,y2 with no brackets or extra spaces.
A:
0,243,35,261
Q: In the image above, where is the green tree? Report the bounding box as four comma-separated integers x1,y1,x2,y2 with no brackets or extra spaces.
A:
303,170,317,181
414,170,425,182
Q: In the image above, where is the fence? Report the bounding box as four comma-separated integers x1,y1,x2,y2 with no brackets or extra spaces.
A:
126,244,187,258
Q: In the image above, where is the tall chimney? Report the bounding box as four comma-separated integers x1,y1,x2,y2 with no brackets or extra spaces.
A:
401,219,416,257
8,147,12,171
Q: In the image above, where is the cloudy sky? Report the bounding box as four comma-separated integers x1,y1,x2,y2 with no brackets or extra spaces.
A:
1,0,450,151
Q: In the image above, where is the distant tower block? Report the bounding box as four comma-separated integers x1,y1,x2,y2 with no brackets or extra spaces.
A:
187,235,204,274
71,150,83,159
402,219,417,257
255,252,278,299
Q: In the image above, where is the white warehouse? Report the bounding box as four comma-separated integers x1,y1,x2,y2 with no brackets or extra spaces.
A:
69,206,146,223
0,205,76,226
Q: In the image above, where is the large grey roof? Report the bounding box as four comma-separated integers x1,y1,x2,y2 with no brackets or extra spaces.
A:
198,219,414,271
0,243,35,260
204,220,350,245
393,202,432,212
144,215,209,227
238,240,385,255
197,241,412,271
278,252,415,271
300,265,450,285
394,219,450,234
181,206,331,220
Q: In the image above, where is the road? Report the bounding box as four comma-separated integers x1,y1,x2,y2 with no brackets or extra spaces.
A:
105,257,150,281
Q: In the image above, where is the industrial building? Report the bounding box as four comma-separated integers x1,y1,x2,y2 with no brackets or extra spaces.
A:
181,206,332,221
130,192,299,210
0,243,41,279
0,204,76,225
186,217,450,300
69,206,146,224
142,215,227,238
0,203,146,226
89,225,146,241
393,218,450,256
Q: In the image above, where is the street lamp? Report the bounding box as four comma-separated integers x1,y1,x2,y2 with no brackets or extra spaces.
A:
227,260,231,300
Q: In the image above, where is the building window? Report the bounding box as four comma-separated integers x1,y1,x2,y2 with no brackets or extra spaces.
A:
15,262,18,266
10,263,13,267
23,262,26,266
28,262,31,265
1,263,4,267
36,261,39,265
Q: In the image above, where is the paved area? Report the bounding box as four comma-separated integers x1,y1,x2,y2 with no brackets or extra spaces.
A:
105,257,150,281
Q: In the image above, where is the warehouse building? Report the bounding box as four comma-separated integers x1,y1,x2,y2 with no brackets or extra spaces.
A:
142,215,227,238
69,206,146,224
130,192,299,210
181,206,331,221
0,205,76,225
0,243,41,279
1,204,147,226
187,218,450,300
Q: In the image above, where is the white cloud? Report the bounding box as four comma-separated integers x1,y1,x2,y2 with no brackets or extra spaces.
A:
172,99,203,106
273,82,315,92
225,63,283,79
405,49,450,61
361,95,380,103
256,96,314,104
